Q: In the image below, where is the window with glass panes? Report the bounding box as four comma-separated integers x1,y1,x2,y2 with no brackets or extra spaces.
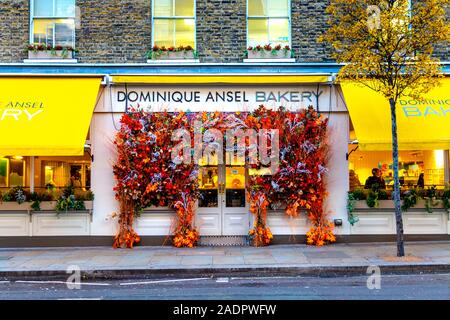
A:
31,0,76,47
247,0,290,47
152,0,196,48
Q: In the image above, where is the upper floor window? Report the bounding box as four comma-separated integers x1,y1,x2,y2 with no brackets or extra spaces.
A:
152,0,196,48
30,0,76,47
247,0,290,47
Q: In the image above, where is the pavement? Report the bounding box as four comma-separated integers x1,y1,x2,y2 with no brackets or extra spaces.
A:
0,241,449,280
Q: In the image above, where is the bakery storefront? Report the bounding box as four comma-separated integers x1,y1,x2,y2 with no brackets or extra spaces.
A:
0,77,100,242
0,72,448,247
342,78,450,236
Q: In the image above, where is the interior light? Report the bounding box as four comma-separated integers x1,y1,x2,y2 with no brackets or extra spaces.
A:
184,19,195,26
13,156,23,160
434,150,444,169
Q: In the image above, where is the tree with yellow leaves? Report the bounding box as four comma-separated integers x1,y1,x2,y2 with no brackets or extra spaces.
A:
320,0,449,256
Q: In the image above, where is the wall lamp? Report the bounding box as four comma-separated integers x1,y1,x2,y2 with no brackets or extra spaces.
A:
346,140,359,161
84,144,94,162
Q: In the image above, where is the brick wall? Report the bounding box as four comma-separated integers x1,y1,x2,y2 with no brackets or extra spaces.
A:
0,0,447,63
0,0,29,63
76,0,151,63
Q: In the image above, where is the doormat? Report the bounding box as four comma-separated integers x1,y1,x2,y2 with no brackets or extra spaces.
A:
199,236,249,247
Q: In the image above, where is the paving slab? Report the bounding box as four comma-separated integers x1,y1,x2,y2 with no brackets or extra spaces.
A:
0,241,448,279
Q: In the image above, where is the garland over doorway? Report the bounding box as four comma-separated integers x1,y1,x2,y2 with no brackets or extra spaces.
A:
113,106,335,248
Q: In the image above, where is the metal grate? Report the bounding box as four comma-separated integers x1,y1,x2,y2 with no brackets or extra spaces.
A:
199,236,249,247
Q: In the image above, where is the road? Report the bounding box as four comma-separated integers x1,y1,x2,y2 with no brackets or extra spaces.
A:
0,273,449,300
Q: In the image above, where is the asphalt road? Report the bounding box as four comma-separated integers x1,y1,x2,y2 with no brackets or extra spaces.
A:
0,273,449,300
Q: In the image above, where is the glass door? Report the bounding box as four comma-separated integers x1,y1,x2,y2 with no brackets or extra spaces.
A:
196,165,222,235
222,165,249,235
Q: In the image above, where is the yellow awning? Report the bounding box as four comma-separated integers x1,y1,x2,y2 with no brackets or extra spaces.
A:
341,78,450,151
112,75,330,84
0,77,101,156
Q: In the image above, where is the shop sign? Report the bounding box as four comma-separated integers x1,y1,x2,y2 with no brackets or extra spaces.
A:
113,86,330,112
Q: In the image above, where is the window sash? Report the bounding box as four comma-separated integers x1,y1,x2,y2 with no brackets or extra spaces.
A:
246,0,291,47
32,0,76,18
30,0,76,47
152,0,196,47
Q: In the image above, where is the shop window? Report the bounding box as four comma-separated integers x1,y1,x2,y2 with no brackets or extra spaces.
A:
0,157,26,189
152,0,196,48
38,155,91,191
31,0,76,47
247,0,290,47
348,148,447,191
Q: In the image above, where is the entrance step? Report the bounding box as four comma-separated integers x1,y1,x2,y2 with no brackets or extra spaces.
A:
199,236,249,247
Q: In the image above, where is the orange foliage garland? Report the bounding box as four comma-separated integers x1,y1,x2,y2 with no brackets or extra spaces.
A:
172,194,199,248
113,106,335,248
248,192,273,246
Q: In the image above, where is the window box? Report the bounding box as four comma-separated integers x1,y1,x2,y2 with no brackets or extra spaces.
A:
24,45,78,63
28,50,74,60
147,46,199,63
244,45,295,63
0,202,30,211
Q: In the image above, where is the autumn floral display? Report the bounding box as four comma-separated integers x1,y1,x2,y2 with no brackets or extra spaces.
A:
113,106,334,248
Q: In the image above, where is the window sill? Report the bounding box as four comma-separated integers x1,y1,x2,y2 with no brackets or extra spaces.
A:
23,59,78,64
243,58,296,63
146,59,200,64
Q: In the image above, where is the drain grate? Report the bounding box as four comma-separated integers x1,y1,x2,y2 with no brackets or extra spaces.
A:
199,236,249,247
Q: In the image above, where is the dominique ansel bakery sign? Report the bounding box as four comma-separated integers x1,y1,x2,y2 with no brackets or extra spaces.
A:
113,86,330,112
0,101,44,121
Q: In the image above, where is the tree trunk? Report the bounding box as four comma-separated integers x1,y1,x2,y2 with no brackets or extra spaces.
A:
389,98,405,257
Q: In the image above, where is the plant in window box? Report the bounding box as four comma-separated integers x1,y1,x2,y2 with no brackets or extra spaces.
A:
442,188,450,212
147,45,198,60
27,44,77,59
0,186,31,211
422,185,442,213
54,185,91,213
245,44,294,59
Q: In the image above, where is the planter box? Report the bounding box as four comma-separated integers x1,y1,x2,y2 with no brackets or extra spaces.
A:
353,200,394,209
150,50,196,60
0,202,30,211
33,200,92,211
350,210,449,235
32,212,91,236
28,50,74,60
353,199,444,210
247,50,293,60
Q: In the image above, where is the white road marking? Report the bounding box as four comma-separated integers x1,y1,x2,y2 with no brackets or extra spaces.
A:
58,298,103,300
0,281,10,284
216,277,229,283
15,280,110,286
120,277,211,286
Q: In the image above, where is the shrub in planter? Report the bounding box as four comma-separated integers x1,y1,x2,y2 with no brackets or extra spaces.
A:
54,185,92,213
401,189,418,211
245,44,294,59
442,188,450,211
147,45,198,60
27,43,77,59
1,186,30,204
366,190,379,208
350,188,366,200
423,185,441,213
